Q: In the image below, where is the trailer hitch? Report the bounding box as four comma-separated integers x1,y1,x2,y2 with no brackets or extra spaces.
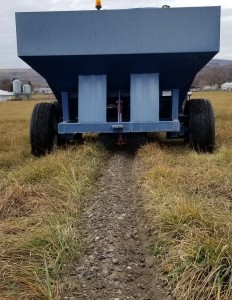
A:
116,134,126,147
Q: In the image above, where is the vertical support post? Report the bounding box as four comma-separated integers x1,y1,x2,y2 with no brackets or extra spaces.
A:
131,73,159,122
117,91,121,122
78,75,106,123
172,89,179,120
61,92,69,122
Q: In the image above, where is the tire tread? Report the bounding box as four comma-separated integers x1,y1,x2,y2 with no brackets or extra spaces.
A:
30,102,58,156
188,99,215,152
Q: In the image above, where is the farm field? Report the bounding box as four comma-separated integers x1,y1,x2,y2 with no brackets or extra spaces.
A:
138,91,232,299
0,91,231,299
0,100,107,299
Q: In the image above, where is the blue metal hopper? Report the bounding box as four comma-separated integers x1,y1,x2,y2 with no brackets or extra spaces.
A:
16,6,220,137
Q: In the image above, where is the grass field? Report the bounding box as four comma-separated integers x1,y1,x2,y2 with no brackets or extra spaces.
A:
138,91,232,299
0,100,107,299
0,91,231,299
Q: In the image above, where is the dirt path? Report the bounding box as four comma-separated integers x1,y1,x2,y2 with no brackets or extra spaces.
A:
64,150,171,300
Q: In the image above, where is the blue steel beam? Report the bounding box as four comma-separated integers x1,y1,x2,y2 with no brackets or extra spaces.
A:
61,92,69,122
58,121,180,134
172,89,179,120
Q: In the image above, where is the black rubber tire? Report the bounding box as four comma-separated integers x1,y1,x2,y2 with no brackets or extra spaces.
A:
73,133,83,141
185,99,215,153
53,100,62,118
30,102,59,156
183,101,190,143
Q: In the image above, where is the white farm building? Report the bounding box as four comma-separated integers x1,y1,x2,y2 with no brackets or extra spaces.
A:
221,82,232,91
0,90,14,101
34,87,52,94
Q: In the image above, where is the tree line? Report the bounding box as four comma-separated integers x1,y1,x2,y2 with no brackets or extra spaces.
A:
193,63,232,87
0,78,32,92
1,63,232,91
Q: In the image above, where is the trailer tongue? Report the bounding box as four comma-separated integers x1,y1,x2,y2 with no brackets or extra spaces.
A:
15,5,220,156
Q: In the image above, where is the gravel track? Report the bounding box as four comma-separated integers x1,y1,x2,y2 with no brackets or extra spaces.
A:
64,149,171,300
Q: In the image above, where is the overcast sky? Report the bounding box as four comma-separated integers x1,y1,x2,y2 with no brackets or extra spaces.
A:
0,0,231,68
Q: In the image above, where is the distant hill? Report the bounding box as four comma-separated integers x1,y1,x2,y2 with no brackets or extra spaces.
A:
0,69,47,88
193,59,232,87
1,58,232,89
207,59,232,67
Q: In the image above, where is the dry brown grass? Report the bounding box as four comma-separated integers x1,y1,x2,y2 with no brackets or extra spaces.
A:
0,100,107,299
1,91,232,299
138,91,232,300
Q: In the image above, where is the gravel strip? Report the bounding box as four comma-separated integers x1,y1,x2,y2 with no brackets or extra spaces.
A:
63,150,172,300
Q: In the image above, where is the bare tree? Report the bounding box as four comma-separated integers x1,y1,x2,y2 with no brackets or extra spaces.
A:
193,64,232,87
0,78,12,91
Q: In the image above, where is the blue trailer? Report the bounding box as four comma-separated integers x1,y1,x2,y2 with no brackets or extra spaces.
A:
15,5,220,155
